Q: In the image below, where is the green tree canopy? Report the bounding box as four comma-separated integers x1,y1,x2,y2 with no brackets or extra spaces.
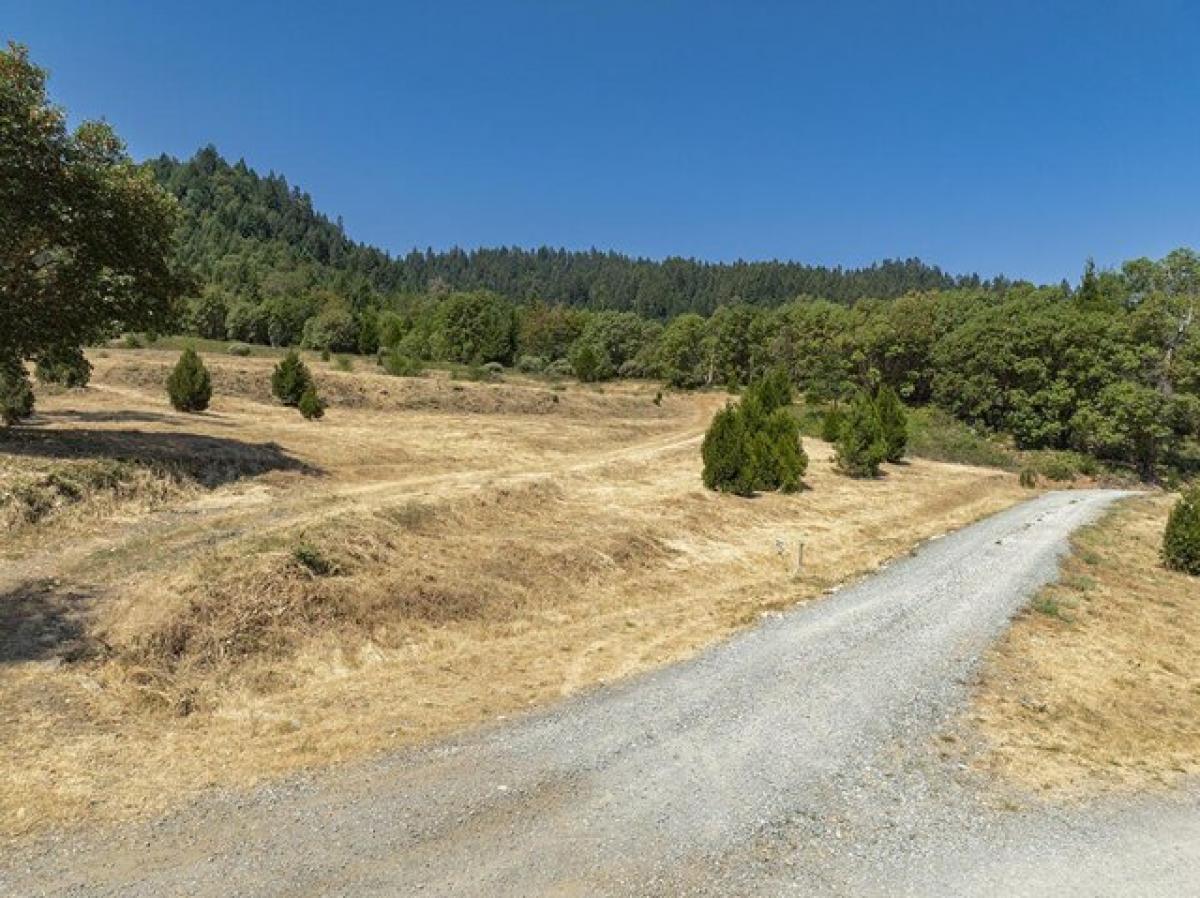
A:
1,43,184,365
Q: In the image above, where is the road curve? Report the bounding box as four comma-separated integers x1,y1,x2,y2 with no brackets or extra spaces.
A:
4,489,1197,897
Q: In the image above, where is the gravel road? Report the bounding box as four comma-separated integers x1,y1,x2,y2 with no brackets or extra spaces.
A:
4,489,1196,897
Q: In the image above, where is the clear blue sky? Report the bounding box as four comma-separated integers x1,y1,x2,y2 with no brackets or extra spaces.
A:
6,1,1200,282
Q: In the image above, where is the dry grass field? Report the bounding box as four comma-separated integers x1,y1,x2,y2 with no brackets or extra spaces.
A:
969,494,1200,796
0,348,1028,841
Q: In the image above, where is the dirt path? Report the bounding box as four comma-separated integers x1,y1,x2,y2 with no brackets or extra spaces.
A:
5,489,1193,896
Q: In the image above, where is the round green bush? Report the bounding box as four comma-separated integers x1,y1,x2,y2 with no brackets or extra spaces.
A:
35,345,92,387
381,350,423,377
517,355,547,374
166,348,212,412
1162,486,1200,576
227,342,252,357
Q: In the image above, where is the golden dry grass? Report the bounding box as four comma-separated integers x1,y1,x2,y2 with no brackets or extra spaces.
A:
0,349,1027,841
969,494,1200,796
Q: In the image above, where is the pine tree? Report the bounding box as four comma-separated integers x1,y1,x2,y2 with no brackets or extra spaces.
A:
836,391,887,477
271,350,313,406
166,348,212,412
874,385,908,463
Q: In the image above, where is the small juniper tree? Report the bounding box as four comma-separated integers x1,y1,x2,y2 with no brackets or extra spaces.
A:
702,371,808,495
701,403,752,495
1162,485,1200,575
821,405,845,443
837,391,888,477
35,345,92,387
271,350,313,406
753,406,808,492
297,384,326,420
874,384,909,463
0,357,34,425
166,347,212,412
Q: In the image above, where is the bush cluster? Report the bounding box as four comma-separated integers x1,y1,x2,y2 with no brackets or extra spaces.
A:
701,369,808,495
1162,486,1200,575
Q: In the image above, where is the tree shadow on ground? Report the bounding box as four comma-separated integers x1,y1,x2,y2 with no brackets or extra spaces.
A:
36,409,233,427
0,427,320,487
0,579,94,665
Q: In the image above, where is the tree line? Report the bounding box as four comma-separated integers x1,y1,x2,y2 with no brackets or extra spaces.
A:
148,146,1001,323
3,42,1198,484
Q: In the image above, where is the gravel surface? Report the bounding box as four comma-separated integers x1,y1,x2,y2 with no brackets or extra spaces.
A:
4,488,1196,897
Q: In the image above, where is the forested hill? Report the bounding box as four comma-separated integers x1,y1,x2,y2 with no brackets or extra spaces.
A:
148,146,997,316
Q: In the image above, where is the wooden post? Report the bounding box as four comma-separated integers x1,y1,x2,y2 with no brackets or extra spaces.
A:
795,540,805,578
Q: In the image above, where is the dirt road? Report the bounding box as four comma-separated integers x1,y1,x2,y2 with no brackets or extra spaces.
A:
5,488,1195,896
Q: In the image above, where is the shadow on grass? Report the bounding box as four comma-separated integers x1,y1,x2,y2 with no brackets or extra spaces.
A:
0,579,94,665
36,408,233,427
0,427,320,487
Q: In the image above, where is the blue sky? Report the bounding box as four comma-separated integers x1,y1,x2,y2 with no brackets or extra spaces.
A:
6,1,1200,282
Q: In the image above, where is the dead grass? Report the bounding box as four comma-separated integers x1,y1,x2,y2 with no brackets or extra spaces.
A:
969,494,1200,797
0,348,1028,841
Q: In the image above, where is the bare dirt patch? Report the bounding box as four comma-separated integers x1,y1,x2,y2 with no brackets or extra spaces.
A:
968,494,1200,796
0,348,1028,841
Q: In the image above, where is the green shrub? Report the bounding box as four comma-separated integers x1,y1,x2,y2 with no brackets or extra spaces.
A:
875,385,908,463
35,345,91,387
545,358,573,378
1034,452,1078,482
271,350,313,406
701,374,807,495
293,542,339,576
166,348,212,412
121,333,143,349
836,391,888,477
227,342,252,357
0,357,34,425
569,342,605,382
821,405,845,443
746,366,793,413
320,347,331,362
381,350,423,377
482,361,505,379
751,406,808,492
701,403,752,495
297,385,326,420
517,355,547,374
1019,467,1038,488
1162,486,1200,575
